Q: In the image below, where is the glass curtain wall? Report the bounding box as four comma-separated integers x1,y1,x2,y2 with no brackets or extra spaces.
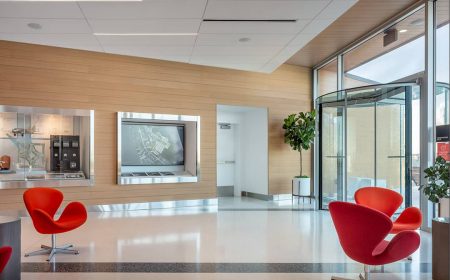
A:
317,59,338,97
436,1,449,167
316,6,425,210
314,1,448,229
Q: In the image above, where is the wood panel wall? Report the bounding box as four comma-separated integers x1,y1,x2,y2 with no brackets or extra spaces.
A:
0,40,312,210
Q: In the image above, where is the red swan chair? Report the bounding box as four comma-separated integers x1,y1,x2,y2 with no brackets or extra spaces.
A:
354,187,422,234
23,187,87,261
0,246,12,273
329,201,420,280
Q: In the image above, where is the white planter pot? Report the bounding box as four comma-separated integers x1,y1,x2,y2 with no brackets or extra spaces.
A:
292,177,311,196
439,197,450,218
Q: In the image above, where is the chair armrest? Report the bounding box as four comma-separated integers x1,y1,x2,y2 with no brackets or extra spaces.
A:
31,209,57,234
381,230,420,262
60,201,87,223
395,207,422,225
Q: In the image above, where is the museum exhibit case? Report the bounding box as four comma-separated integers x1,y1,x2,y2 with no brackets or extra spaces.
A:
117,112,200,185
0,105,94,189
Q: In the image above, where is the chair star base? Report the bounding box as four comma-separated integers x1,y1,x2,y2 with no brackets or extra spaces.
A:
24,234,79,262
331,265,370,280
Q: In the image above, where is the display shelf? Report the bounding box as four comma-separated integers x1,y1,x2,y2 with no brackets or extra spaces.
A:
0,105,94,189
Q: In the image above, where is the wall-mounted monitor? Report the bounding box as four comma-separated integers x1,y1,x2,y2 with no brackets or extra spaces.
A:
117,112,200,185
121,123,185,166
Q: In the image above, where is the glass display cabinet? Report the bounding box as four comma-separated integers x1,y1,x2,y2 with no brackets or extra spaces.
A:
0,105,94,189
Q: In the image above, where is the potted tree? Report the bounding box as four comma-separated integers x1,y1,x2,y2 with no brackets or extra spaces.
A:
421,156,450,217
422,156,450,280
282,110,316,197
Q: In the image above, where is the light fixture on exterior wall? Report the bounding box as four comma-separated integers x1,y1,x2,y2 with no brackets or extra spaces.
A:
399,29,408,33
383,28,398,47
94,33,198,36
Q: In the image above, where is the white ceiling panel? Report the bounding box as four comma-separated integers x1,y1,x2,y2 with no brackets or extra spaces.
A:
204,0,330,20
101,45,191,62
190,55,272,64
196,33,296,46
79,0,207,20
0,0,358,73
0,33,102,52
88,19,201,34
317,0,358,19
0,2,83,19
288,32,317,46
192,45,284,56
96,35,196,46
102,45,193,56
190,58,267,71
300,18,336,34
0,18,92,34
199,20,310,34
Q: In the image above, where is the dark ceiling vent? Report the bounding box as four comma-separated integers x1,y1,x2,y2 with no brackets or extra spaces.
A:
203,19,297,22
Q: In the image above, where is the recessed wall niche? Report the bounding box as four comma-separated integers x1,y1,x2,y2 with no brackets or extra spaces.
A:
117,112,200,185
0,105,94,189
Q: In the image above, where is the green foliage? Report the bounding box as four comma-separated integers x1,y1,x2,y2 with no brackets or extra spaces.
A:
420,156,450,203
282,110,316,177
282,110,316,152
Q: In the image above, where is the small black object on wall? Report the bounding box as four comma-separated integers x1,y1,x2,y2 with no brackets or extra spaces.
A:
50,135,80,172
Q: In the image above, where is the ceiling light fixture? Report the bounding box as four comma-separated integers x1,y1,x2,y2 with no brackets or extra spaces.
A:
399,29,408,33
94,33,198,36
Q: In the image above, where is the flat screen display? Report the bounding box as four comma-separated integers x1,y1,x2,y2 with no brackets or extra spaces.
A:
121,122,184,166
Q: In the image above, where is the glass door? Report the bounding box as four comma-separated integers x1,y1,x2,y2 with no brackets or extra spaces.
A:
375,89,412,209
346,101,375,202
319,85,414,210
320,104,344,209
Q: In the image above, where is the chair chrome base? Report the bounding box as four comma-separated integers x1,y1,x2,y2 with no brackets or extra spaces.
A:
24,234,79,262
331,265,370,280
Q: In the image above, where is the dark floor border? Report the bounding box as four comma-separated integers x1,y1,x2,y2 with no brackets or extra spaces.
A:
21,262,431,273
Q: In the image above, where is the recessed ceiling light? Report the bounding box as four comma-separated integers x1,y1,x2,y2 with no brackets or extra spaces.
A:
399,29,408,33
27,23,42,30
94,33,198,36
238,37,251,43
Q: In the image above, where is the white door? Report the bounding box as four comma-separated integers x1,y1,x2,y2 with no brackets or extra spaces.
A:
217,124,235,187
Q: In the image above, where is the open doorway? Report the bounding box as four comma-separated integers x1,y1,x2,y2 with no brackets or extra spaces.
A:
216,105,268,199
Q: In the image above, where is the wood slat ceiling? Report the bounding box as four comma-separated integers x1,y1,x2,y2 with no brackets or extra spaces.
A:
287,0,421,67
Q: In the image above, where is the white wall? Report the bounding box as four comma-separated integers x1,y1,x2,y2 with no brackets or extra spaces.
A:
217,105,268,196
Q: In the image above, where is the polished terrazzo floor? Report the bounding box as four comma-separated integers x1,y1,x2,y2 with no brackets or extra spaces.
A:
20,197,432,279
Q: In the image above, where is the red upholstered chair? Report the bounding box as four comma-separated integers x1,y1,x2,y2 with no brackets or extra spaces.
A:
329,201,420,280
354,187,422,234
23,187,87,262
0,246,12,273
